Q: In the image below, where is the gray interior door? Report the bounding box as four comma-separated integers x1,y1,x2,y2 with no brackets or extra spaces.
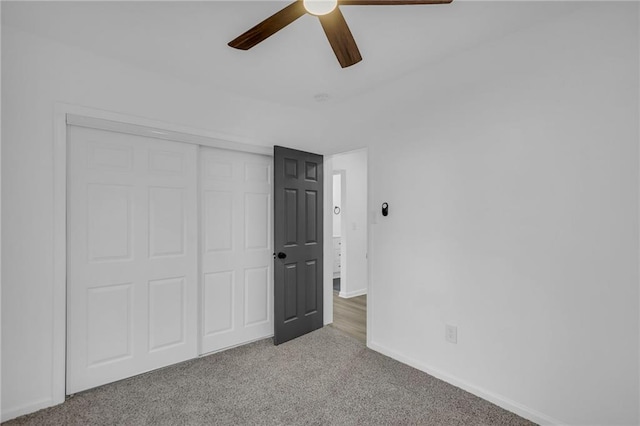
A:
273,146,324,345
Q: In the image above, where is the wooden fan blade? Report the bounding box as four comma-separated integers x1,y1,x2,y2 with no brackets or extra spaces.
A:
228,1,306,50
339,0,452,5
318,8,362,68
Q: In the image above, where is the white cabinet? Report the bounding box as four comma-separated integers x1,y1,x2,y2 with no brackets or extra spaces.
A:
333,237,341,278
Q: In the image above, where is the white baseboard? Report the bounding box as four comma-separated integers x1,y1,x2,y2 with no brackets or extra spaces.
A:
338,288,367,298
367,341,564,426
1,397,54,422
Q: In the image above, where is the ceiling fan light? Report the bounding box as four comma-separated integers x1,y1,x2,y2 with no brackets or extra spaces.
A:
303,0,338,16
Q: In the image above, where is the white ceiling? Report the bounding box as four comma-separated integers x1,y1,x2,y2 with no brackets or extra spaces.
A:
4,1,585,109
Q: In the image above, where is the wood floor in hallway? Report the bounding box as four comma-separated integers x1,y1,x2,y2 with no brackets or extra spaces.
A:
331,292,366,344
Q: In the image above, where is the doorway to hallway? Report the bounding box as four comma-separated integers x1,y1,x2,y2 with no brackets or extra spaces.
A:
330,149,367,343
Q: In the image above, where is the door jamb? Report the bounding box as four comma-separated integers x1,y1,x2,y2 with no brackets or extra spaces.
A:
332,170,347,297
52,103,274,405
322,157,334,326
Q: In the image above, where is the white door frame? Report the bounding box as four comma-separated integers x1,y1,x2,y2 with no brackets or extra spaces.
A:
332,170,347,294
51,103,282,404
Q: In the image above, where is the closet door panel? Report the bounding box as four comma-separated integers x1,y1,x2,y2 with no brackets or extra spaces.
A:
67,126,198,393
200,147,273,354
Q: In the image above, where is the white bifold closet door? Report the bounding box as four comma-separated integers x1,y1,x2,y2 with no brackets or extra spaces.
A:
67,126,198,394
200,147,273,354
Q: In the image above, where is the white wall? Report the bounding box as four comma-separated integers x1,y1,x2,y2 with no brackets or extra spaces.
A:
326,3,639,425
0,23,324,420
333,149,368,298
2,2,639,425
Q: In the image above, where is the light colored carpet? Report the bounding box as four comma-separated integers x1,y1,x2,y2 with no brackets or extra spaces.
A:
5,327,535,425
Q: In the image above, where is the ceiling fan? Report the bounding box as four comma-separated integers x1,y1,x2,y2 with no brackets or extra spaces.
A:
228,0,453,68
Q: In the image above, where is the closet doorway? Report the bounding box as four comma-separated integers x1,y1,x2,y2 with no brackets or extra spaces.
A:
66,122,273,394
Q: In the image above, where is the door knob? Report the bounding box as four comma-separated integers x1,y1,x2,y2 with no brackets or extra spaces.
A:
277,252,287,259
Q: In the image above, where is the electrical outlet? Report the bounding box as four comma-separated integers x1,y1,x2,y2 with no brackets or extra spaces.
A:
445,324,458,344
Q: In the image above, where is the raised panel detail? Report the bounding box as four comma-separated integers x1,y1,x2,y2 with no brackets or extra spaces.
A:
149,187,185,258
87,283,132,366
203,271,234,336
68,126,200,394
284,189,297,246
305,260,317,315
284,264,297,322
245,193,269,250
148,277,185,351
88,184,132,262
245,163,270,183
204,191,233,252
245,267,269,326
206,161,233,179
88,144,132,171
305,162,317,181
284,158,297,178
149,151,184,174
305,190,318,244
